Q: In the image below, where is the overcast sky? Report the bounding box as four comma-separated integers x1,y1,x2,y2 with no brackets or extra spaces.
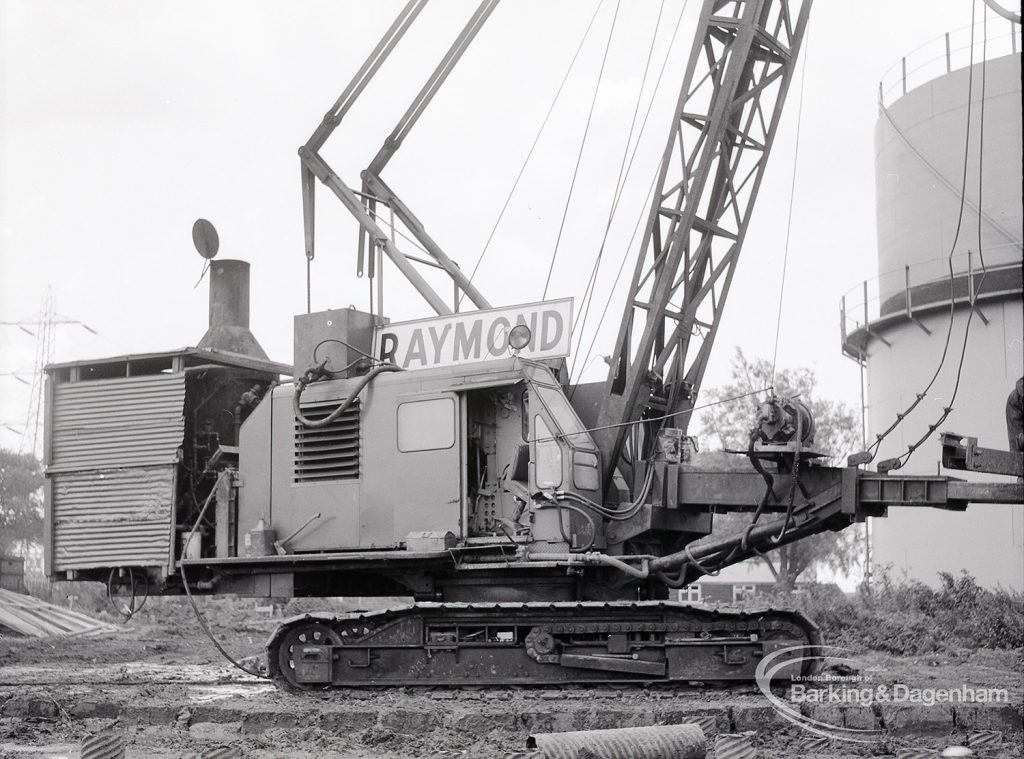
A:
0,0,1012,453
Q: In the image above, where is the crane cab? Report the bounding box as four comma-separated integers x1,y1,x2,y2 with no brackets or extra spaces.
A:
236,302,604,556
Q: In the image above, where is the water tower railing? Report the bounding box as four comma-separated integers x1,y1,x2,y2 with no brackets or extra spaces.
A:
839,243,1023,360
878,20,1019,109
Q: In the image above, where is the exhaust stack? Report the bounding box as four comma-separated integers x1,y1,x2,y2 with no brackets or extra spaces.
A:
197,259,269,360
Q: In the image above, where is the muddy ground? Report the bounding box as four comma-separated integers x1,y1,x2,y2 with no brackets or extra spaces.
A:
1,596,1022,758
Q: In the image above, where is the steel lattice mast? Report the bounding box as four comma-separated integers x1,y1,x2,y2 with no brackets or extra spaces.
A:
594,0,812,489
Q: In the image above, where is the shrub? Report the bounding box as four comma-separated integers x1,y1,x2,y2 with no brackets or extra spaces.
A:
765,570,1023,655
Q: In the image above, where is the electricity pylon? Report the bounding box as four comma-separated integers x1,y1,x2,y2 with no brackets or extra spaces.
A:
0,287,96,456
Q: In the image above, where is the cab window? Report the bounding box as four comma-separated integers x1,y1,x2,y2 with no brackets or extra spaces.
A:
398,397,456,452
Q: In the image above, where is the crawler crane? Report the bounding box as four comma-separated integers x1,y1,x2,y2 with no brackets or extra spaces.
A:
42,0,1023,690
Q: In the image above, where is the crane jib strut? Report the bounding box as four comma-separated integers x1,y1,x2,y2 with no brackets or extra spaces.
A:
299,0,497,317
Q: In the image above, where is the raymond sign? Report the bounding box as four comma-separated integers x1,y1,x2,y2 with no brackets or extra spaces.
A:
375,299,573,371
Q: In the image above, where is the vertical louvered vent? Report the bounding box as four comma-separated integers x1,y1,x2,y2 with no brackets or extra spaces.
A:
294,399,360,482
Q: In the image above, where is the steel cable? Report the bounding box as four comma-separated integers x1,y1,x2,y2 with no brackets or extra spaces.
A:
886,2,991,472
863,0,981,465
106,567,149,621
542,0,622,300
459,0,607,306
570,0,667,372
769,28,812,389
177,471,269,679
570,0,691,386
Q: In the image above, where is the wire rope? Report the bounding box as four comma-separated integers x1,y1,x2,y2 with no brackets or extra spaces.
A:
532,386,769,445
570,0,667,368
769,28,812,388
542,0,623,300
106,567,149,621
177,470,269,679
887,2,991,471
458,0,607,306
570,0,690,386
862,0,981,464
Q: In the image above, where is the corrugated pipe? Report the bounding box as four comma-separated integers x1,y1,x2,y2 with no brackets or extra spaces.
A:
81,730,125,759
527,723,705,758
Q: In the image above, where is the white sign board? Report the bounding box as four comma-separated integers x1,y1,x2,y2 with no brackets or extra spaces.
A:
375,298,573,371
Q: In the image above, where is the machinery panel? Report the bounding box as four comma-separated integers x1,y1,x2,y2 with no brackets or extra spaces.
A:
294,307,376,377
243,372,467,552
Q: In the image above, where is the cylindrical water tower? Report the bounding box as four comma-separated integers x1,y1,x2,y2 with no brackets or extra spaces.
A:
842,22,1023,589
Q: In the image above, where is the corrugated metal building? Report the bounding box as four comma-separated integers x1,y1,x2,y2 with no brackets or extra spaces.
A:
44,349,286,581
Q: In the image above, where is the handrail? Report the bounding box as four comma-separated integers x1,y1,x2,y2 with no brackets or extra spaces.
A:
839,244,1020,303
878,20,1019,108
838,248,1021,350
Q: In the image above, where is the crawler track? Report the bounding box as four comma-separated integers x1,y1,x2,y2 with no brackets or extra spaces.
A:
267,601,821,689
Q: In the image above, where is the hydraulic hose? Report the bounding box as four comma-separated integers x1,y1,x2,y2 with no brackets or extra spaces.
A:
535,495,598,553
554,463,655,520
526,551,650,580
106,566,149,621
559,499,597,552
293,363,402,428
650,498,823,577
773,408,803,543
